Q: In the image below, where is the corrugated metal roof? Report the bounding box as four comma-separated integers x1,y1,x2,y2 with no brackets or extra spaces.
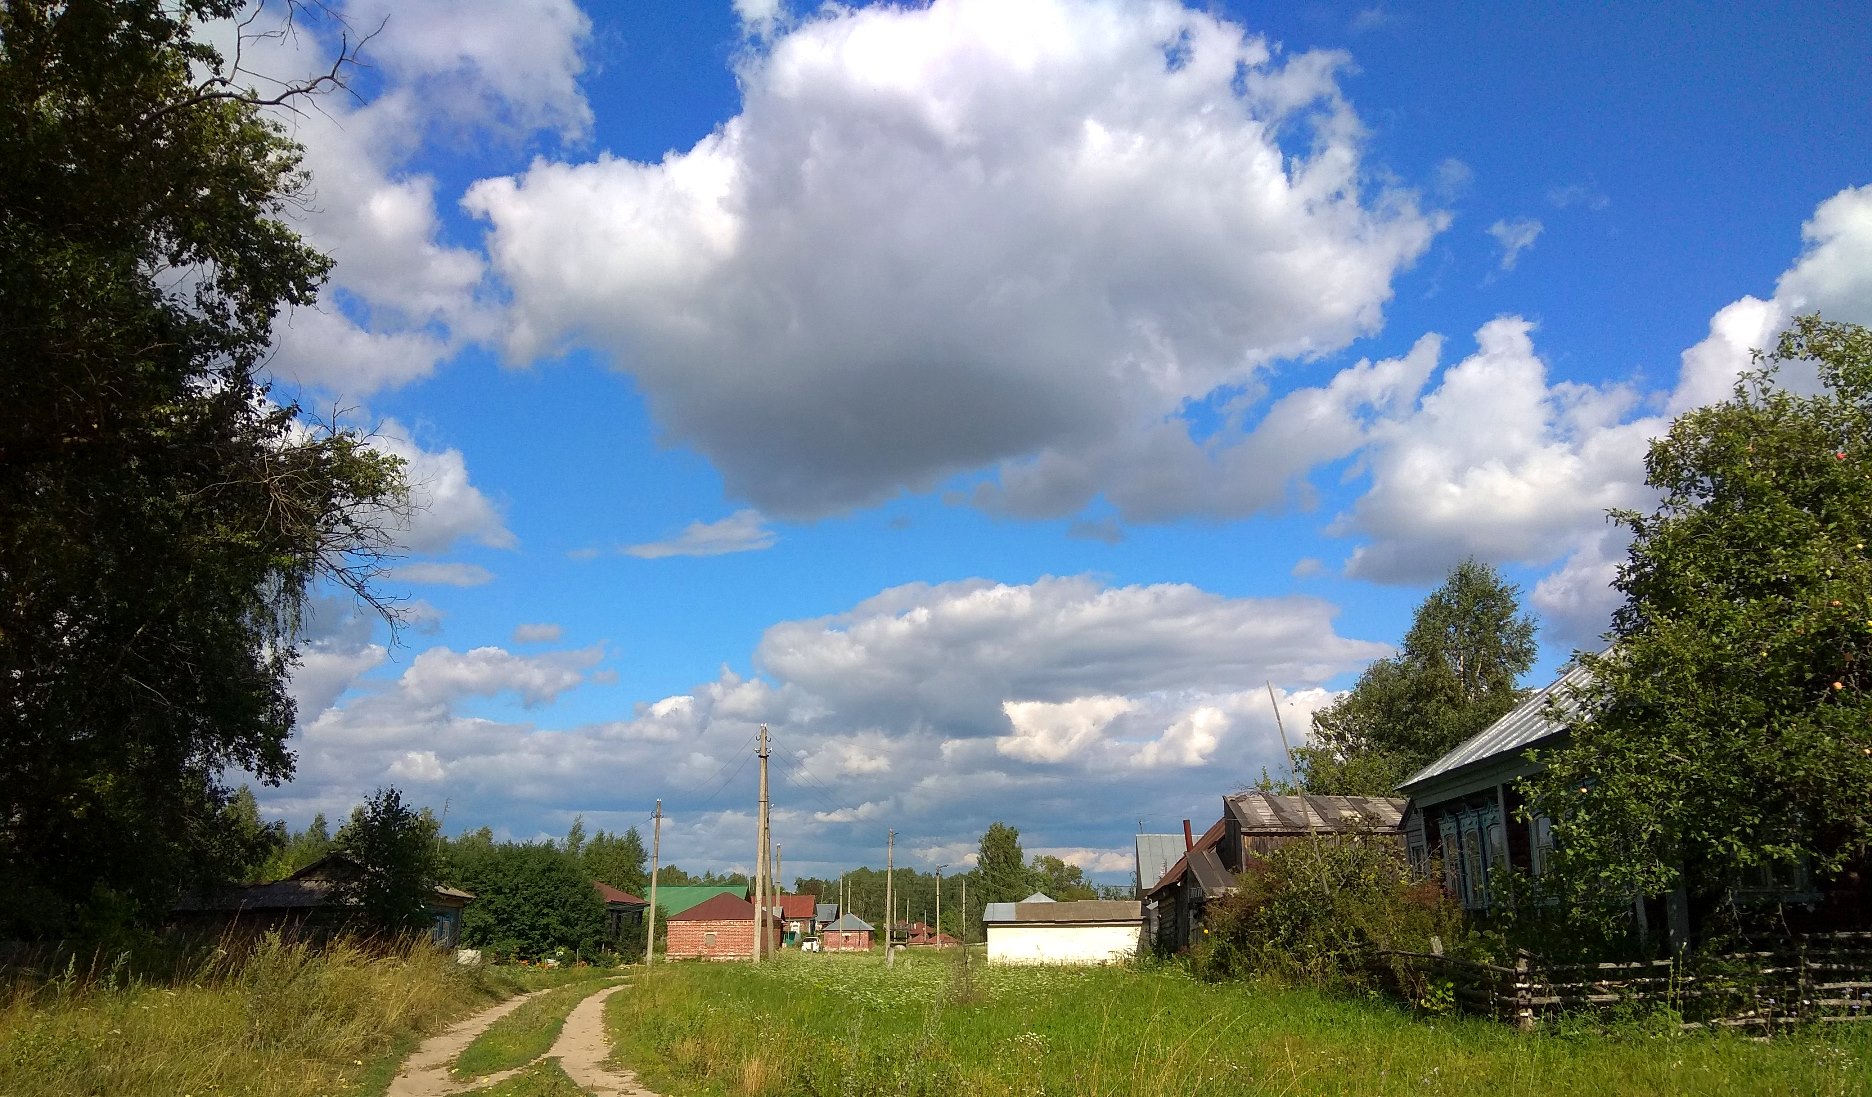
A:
1134,834,1183,891
815,903,839,923
982,901,1017,923
1021,892,1055,903
1144,816,1228,899
1398,661,1594,793
1223,792,1405,833
827,913,873,931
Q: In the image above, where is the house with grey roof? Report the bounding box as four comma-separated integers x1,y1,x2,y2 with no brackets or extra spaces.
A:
821,912,874,951
1143,792,1405,953
1396,661,1591,912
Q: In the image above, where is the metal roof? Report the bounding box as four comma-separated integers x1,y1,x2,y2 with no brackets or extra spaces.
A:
815,903,839,922
1144,816,1229,899
827,913,873,931
650,885,747,916
1398,661,1594,793
666,892,756,921
1223,792,1405,833
1134,834,1183,891
1021,892,1055,903
984,899,1142,924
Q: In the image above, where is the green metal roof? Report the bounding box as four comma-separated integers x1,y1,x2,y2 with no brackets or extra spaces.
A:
649,884,747,916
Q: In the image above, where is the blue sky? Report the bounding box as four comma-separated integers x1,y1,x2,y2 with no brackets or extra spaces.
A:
239,0,1871,883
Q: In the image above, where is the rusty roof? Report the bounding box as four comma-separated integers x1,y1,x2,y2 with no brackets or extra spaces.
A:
1223,791,1405,833
593,881,646,907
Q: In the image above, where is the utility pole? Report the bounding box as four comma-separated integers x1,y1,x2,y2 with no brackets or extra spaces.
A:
961,875,968,968
885,829,895,968
773,842,783,946
645,800,662,967
753,723,770,962
935,865,944,948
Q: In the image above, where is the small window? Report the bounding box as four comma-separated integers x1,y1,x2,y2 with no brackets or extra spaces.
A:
1530,815,1554,876
703,931,717,947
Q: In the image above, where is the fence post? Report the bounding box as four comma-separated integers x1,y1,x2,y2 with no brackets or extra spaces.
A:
1514,953,1535,1031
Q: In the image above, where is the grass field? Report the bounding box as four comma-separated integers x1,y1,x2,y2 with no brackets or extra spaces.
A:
604,950,1872,1097
0,933,609,1097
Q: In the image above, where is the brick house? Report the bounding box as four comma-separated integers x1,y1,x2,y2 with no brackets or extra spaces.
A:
664,892,779,960
820,912,874,951
776,893,817,946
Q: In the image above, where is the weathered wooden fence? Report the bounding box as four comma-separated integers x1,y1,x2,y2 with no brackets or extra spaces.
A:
1378,932,1872,1030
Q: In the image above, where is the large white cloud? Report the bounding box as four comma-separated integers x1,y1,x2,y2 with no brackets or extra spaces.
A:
273,574,1378,879
1318,185,1872,645
467,0,1442,518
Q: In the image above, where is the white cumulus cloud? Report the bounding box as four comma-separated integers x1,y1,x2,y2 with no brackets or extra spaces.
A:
466,0,1442,519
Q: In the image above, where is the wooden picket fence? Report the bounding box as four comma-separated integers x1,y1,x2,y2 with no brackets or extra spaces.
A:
1377,931,1872,1031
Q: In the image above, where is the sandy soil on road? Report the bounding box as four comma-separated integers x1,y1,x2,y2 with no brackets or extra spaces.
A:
384,977,658,1096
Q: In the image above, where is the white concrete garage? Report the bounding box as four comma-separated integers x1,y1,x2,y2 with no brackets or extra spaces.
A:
982,896,1143,964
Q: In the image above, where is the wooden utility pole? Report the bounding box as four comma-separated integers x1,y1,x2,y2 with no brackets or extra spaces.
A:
935,865,944,948
644,800,662,966
885,829,895,967
753,723,770,962
960,875,968,966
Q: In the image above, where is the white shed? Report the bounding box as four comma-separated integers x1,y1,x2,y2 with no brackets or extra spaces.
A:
982,899,1143,964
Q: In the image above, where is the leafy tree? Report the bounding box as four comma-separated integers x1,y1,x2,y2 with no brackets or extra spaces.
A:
333,788,440,936
1029,854,1098,900
447,839,608,960
1530,317,1872,920
583,827,648,897
210,787,286,884
258,812,335,881
563,815,587,858
974,822,1033,904
0,1,405,935
1297,559,1538,794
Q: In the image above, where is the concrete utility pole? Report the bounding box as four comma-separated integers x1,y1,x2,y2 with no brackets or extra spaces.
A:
645,800,662,966
885,829,895,968
960,875,968,968
753,723,770,962
935,865,945,948
773,842,783,946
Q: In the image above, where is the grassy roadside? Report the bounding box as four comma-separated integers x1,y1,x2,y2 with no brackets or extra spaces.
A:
605,951,1872,1097
453,972,620,1080
0,933,619,1097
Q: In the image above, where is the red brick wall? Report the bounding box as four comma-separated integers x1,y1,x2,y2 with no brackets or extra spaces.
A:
822,930,872,951
666,918,780,960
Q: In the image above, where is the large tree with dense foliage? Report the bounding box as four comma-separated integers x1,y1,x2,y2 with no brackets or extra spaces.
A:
446,837,609,960
974,822,1034,904
1530,317,1872,917
1297,559,1538,795
332,788,441,936
582,826,650,898
0,2,404,934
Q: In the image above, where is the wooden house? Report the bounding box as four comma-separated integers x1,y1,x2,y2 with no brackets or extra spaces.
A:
170,853,473,945
1144,793,1405,952
593,881,648,942
1399,660,1872,945
663,892,779,960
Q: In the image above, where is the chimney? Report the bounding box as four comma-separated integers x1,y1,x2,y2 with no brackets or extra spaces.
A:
1182,819,1194,851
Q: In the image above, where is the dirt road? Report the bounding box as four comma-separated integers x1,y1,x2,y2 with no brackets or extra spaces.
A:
385,978,659,1096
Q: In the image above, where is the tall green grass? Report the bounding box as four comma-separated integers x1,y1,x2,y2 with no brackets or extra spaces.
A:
0,932,593,1097
605,952,1872,1097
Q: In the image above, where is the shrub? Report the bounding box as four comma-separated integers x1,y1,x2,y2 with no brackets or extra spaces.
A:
1190,834,1469,989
